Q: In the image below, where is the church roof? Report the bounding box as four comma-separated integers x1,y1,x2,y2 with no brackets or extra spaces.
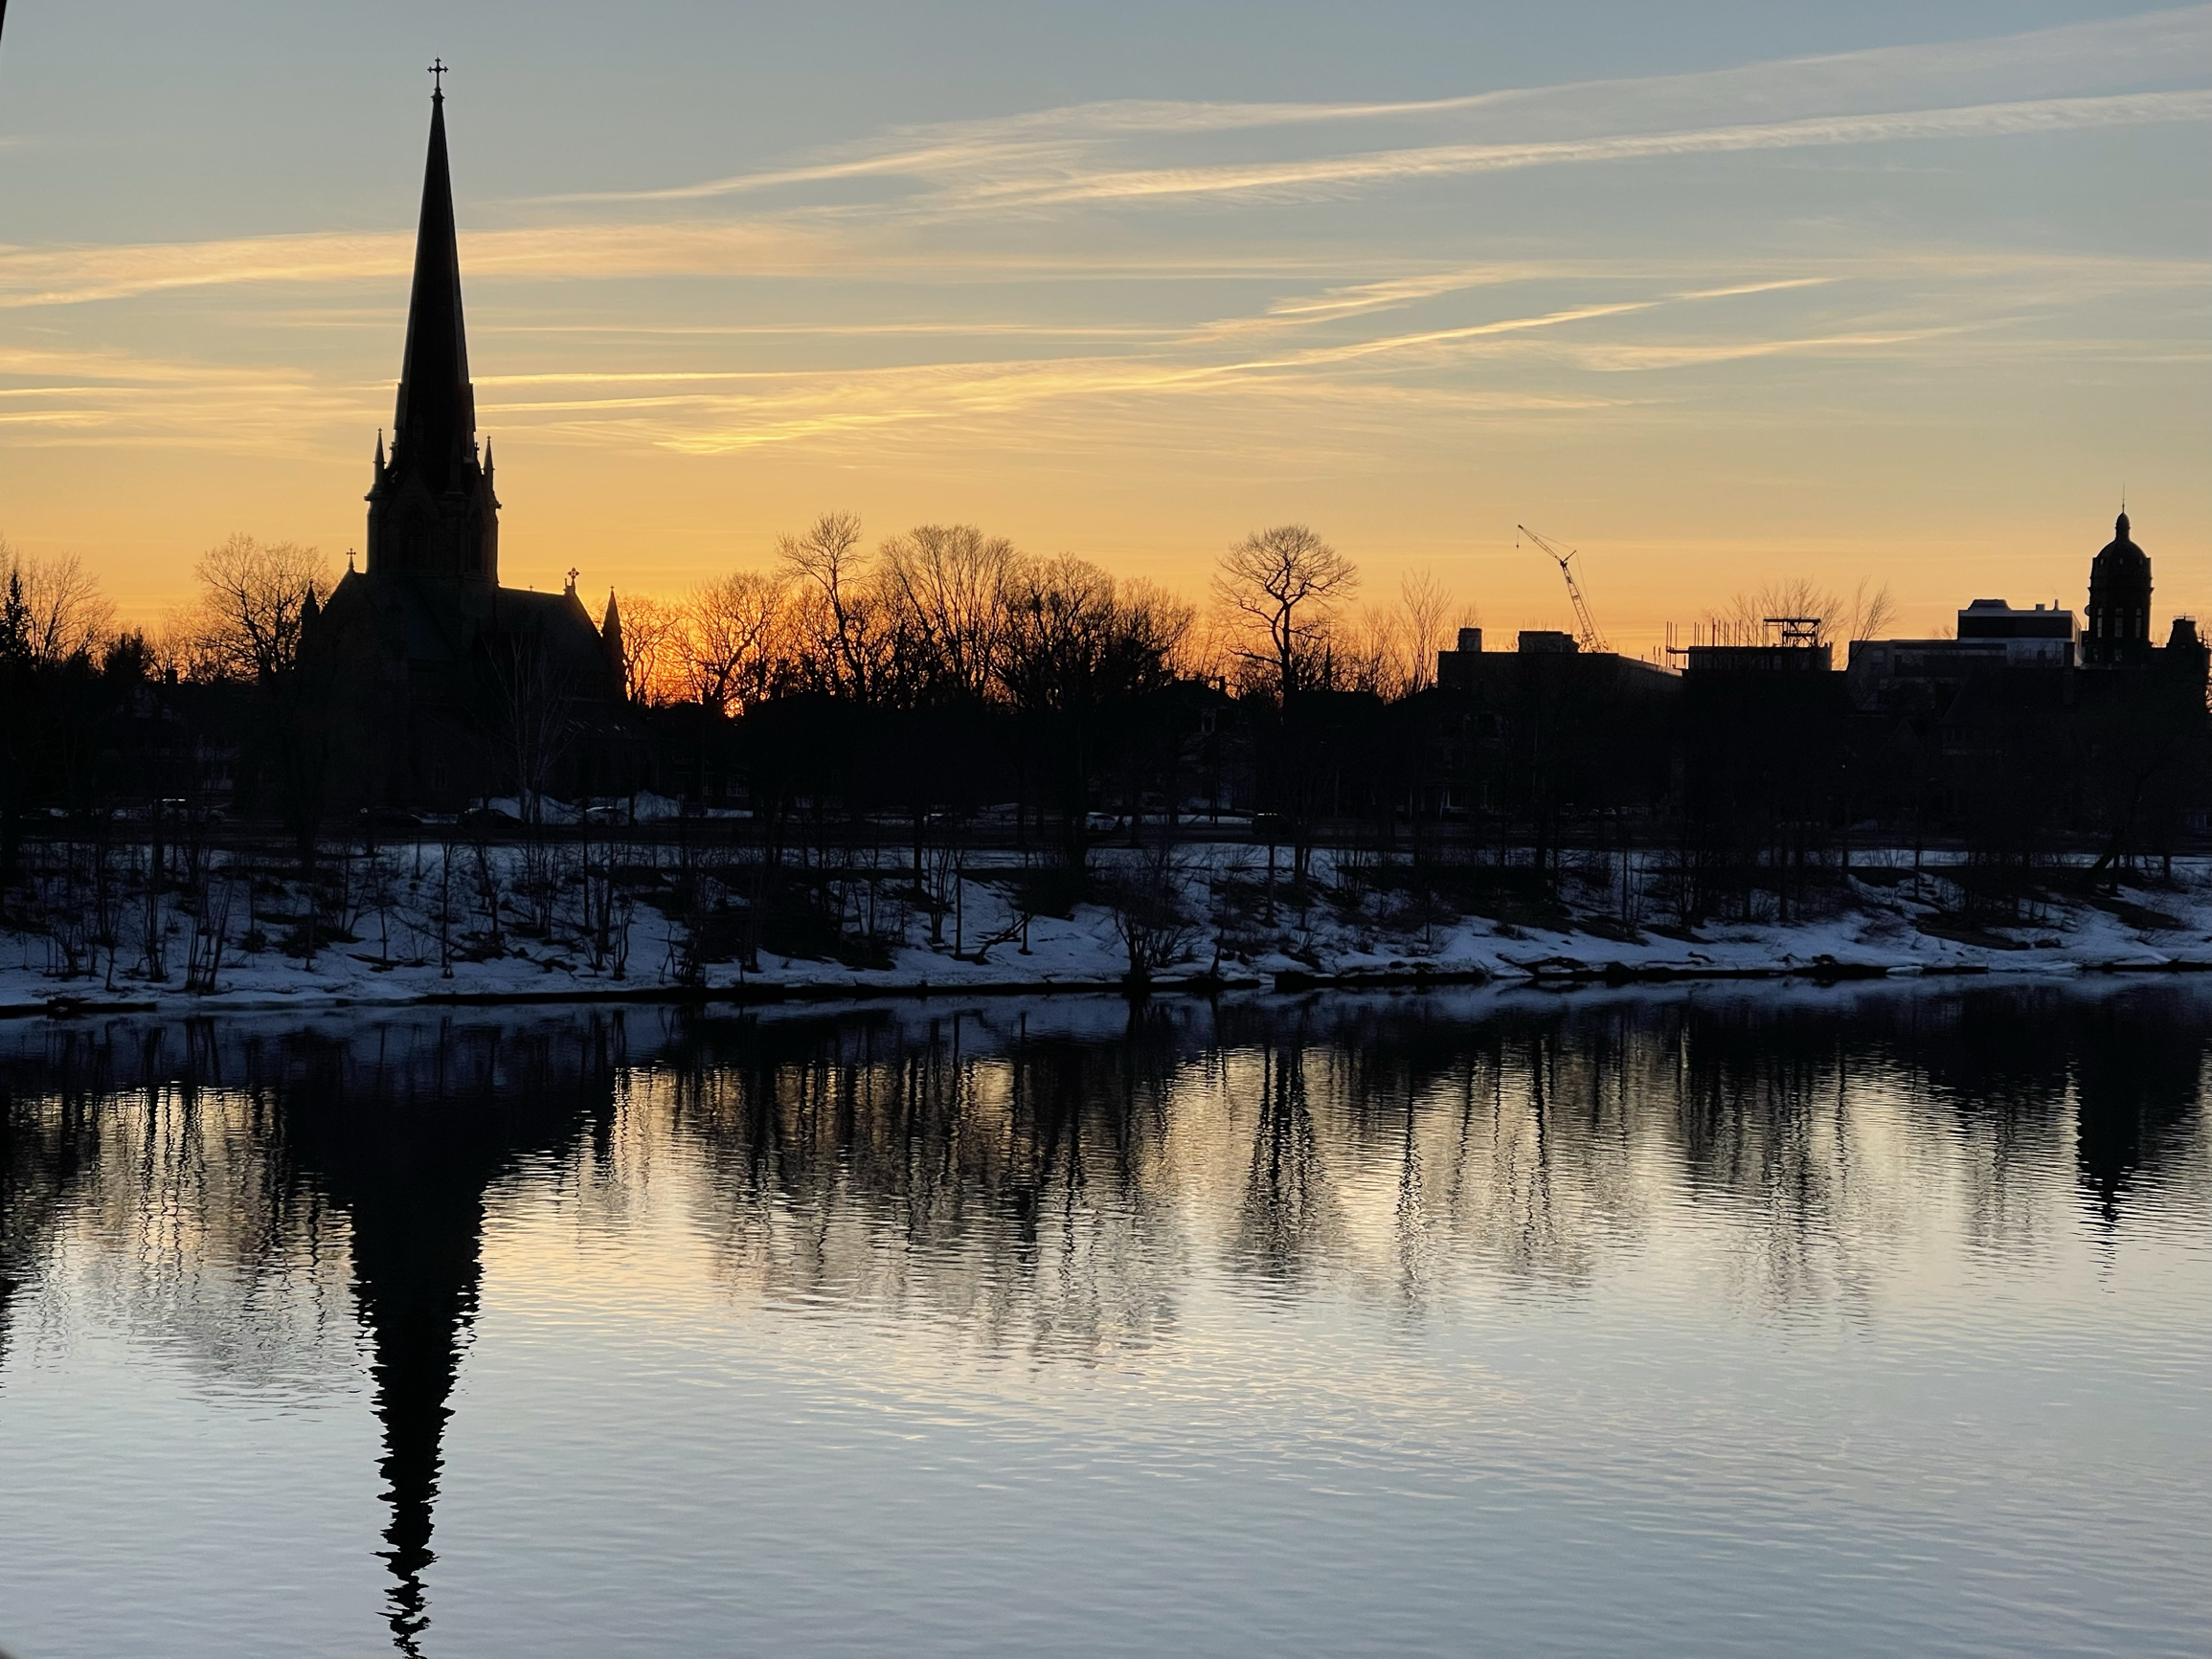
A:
319,567,620,698
390,87,477,499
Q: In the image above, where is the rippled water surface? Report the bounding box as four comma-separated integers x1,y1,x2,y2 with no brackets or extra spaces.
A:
3,983,2208,1656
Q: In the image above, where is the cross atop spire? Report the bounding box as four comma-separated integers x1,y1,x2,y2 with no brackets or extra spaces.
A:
428,58,448,100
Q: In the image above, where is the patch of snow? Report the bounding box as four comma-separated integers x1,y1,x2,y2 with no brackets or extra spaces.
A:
7,841,2212,1016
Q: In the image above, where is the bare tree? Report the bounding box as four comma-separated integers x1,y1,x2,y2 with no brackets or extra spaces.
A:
1715,575,1898,649
149,607,230,684
878,524,1017,703
1399,568,1453,692
0,537,114,666
1115,578,1197,691
191,534,328,684
1213,524,1359,699
1341,604,1409,699
1099,843,1204,984
1842,578,1898,643
687,572,789,714
777,511,874,697
997,558,1190,712
612,592,687,705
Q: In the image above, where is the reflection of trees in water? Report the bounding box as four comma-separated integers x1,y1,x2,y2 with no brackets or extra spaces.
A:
5,995,2202,1387
1673,999,1898,1314
0,987,2203,1651
0,1020,353,1392
0,1037,101,1379
1229,1041,1341,1286
652,1003,1192,1364
1215,1001,1664,1301
614,991,2209,1338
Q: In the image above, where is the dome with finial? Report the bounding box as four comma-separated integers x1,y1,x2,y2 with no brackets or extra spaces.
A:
2097,510,2147,570
2085,507,2153,665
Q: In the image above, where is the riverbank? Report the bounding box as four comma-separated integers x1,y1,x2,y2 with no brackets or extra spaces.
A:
6,843,2211,1017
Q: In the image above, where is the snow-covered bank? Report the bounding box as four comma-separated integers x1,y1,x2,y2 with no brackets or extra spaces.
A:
6,841,2212,1017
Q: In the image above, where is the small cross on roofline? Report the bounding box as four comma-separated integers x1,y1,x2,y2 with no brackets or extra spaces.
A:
428,57,448,98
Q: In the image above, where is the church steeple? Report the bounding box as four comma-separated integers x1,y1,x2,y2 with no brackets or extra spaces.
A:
600,588,627,696
365,71,499,585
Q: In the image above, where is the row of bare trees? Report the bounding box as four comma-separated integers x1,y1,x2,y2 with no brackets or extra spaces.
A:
609,515,1472,713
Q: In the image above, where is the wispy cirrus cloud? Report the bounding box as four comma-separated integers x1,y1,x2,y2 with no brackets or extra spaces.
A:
0,221,844,310
5,245,2197,458
0,344,371,448
1562,325,1989,373
463,279,1882,456
557,6,2212,213
958,91,2212,209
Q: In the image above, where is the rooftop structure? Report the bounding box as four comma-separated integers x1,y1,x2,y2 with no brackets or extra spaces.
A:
1667,618,1834,676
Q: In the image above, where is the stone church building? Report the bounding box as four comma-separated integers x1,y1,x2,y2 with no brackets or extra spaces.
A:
305,81,633,808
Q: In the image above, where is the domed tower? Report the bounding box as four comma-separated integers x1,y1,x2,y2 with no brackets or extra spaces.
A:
2084,510,2152,666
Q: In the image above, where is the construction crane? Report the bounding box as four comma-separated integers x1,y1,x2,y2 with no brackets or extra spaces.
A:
1520,524,1609,655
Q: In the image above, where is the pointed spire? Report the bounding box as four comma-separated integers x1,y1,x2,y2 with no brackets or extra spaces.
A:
391,86,476,498
375,428,386,469
600,587,627,697
365,80,498,584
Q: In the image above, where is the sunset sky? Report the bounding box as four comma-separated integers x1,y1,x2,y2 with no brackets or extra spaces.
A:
1,0,2205,652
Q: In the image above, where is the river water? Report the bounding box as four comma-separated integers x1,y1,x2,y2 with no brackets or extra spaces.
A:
1,983,2206,1657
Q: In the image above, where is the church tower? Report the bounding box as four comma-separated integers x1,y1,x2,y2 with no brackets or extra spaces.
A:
365,73,499,584
2084,510,2152,667
308,68,637,809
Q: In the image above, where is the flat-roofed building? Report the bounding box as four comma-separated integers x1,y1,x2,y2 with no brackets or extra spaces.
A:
1955,598,2076,665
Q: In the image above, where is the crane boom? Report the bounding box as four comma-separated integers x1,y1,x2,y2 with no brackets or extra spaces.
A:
1520,524,1609,654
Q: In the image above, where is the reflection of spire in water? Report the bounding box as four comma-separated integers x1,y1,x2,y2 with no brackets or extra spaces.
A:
352,1176,485,1654
276,1017,621,1655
